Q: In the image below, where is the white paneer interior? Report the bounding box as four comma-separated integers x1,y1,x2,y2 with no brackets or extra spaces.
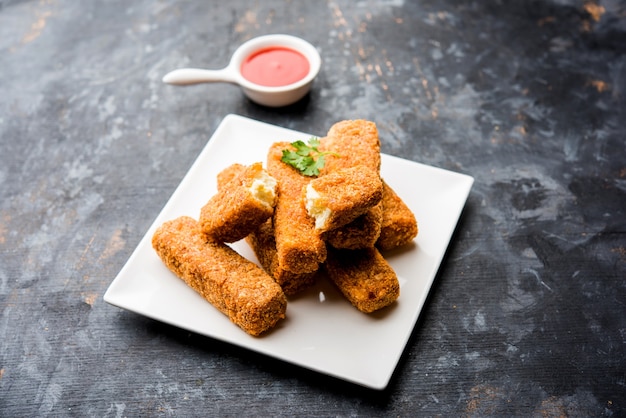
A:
249,171,277,208
305,183,331,229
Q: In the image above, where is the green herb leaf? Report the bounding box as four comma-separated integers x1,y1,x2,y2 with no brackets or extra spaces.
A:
281,137,336,177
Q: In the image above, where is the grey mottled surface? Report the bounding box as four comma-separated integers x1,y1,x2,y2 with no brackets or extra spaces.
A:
1,0,625,416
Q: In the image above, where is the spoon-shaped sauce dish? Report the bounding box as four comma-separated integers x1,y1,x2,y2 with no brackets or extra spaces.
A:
162,34,321,107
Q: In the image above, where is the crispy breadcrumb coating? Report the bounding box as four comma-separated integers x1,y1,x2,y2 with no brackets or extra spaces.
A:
200,162,276,243
267,142,326,274
216,163,318,295
305,165,383,232
318,120,381,175
152,216,287,336
322,202,383,249
324,246,400,313
376,180,418,251
245,219,318,295
316,120,384,248
216,163,246,189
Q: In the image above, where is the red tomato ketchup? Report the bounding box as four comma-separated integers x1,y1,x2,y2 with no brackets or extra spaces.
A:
241,47,310,87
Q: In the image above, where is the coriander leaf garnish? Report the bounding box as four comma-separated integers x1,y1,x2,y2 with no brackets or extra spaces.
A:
281,137,337,176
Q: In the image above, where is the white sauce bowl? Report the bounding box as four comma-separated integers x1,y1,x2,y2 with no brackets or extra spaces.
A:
162,34,321,107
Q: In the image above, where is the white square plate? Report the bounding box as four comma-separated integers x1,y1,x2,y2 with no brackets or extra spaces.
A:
104,114,474,390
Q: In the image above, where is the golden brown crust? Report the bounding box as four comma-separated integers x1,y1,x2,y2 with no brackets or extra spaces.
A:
267,142,326,274
216,164,318,295
199,162,275,243
245,219,317,295
151,216,287,337
322,202,383,249
216,163,246,189
376,180,418,251
324,246,400,313
318,120,381,175
306,165,383,232
315,120,384,248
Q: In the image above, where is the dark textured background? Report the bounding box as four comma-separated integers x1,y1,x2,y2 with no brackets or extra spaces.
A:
1,0,625,416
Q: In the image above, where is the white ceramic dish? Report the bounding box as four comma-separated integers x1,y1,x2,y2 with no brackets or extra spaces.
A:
103,114,474,390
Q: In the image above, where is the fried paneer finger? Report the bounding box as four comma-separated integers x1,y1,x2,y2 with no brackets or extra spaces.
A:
152,216,287,336
245,219,317,295
318,119,381,174
267,142,326,274
322,202,383,249
317,120,384,248
200,162,277,243
215,164,317,295
324,246,400,313
216,162,246,189
305,166,383,232
376,180,418,251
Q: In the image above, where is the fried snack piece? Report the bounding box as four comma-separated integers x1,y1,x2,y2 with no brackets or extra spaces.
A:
152,216,287,336
322,202,383,249
324,246,400,313
245,219,317,295
267,142,326,274
318,119,381,175
305,165,383,232
214,164,317,295
376,180,418,251
200,162,277,243
317,120,384,248
216,162,246,189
